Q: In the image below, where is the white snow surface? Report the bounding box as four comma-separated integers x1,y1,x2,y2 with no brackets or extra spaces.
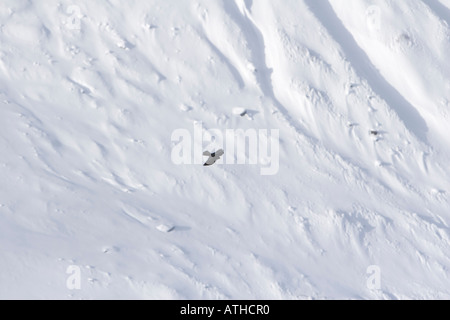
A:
1,0,450,299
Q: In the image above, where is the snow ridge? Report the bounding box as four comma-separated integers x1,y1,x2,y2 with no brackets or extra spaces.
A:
0,0,449,299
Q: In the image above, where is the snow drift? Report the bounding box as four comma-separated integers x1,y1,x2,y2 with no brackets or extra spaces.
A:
1,0,450,299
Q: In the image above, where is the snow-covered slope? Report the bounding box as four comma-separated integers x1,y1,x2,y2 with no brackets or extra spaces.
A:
1,0,450,299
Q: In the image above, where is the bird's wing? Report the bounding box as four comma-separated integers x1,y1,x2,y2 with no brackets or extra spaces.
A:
203,151,211,156
215,149,224,157
204,156,215,166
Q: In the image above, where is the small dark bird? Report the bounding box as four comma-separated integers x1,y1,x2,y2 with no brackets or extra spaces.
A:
370,130,379,136
203,149,224,166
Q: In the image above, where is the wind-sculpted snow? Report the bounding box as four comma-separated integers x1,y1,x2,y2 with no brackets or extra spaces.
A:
0,0,449,299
